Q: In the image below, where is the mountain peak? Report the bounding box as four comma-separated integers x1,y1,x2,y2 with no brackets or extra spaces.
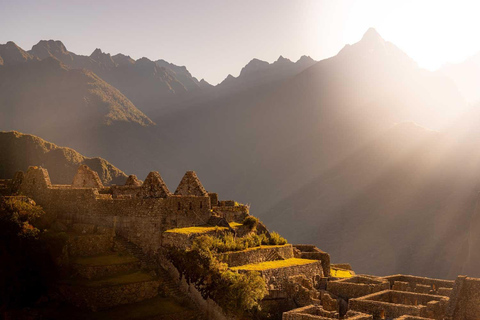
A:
112,53,135,66
361,27,384,43
30,40,70,60
0,41,36,66
275,55,292,64
239,58,269,77
91,48,104,57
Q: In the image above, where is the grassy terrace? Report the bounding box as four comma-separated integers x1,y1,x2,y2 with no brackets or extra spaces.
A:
230,258,317,271
72,254,138,266
331,268,354,278
165,222,242,234
65,271,156,287
221,244,289,254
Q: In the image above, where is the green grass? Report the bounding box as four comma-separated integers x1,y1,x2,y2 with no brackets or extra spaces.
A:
222,244,289,254
331,268,355,278
72,254,138,266
229,222,243,228
230,258,317,271
67,271,156,287
165,225,230,234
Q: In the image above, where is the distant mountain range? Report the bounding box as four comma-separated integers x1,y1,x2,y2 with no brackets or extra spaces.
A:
2,28,480,279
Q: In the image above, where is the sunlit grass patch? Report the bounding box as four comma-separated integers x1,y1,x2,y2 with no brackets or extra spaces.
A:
224,244,289,254
331,268,354,278
165,225,229,234
230,258,317,271
229,222,242,228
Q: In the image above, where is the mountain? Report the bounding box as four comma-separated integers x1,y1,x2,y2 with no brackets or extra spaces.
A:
137,28,469,278
0,42,154,156
0,131,128,185
217,55,316,93
29,40,194,114
155,59,203,91
440,52,480,104
0,41,37,66
1,29,473,279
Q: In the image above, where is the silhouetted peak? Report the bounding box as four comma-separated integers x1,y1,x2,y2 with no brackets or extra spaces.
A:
0,41,36,65
219,74,236,86
156,59,188,72
359,28,385,47
274,55,293,65
199,78,213,88
34,40,68,53
112,53,135,66
30,40,70,60
136,57,154,64
239,58,269,76
297,55,314,64
90,48,105,57
90,48,115,68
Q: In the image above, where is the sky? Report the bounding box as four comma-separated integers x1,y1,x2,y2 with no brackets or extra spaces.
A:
1,0,480,84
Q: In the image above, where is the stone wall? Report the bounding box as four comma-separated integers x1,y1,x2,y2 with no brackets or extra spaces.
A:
218,245,294,267
213,205,249,223
381,275,454,296
19,166,212,255
349,290,449,320
293,245,331,277
327,276,390,300
282,305,373,320
447,276,480,320
236,261,323,291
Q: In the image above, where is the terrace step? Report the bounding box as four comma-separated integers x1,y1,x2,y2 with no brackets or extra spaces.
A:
66,232,114,257
114,235,157,270
70,253,140,279
57,270,160,310
35,296,202,320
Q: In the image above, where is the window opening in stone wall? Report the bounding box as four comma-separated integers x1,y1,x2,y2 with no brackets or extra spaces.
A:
178,202,181,210
189,202,193,210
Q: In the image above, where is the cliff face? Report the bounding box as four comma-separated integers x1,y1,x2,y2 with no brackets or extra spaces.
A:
0,131,128,185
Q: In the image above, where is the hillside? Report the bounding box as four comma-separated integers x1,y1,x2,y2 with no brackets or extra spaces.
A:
0,42,154,153
0,131,128,185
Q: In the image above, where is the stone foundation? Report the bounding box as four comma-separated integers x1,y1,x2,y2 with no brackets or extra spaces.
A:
349,290,449,319
327,276,390,300
218,245,294,267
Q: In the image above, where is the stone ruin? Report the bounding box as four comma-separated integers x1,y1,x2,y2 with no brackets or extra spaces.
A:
2,164,480,320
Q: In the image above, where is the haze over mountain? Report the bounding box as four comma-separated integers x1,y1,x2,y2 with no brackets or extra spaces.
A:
28,40,203,115
2,28,479,279
440,52,480,105
0,131,128,185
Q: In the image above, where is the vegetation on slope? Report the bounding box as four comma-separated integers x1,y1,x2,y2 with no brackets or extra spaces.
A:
0,131,128,185
0,197,59,309
167,235,268,317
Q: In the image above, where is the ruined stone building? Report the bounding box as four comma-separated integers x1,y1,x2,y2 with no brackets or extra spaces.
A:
1,165,479,320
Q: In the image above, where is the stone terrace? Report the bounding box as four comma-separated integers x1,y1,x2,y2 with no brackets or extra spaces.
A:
283,305,372,320
327,276,390,300
349,290,449,319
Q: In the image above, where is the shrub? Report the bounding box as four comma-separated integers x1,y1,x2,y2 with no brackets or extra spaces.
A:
268,232,288,245
168,235,267,316
243,216,259,230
